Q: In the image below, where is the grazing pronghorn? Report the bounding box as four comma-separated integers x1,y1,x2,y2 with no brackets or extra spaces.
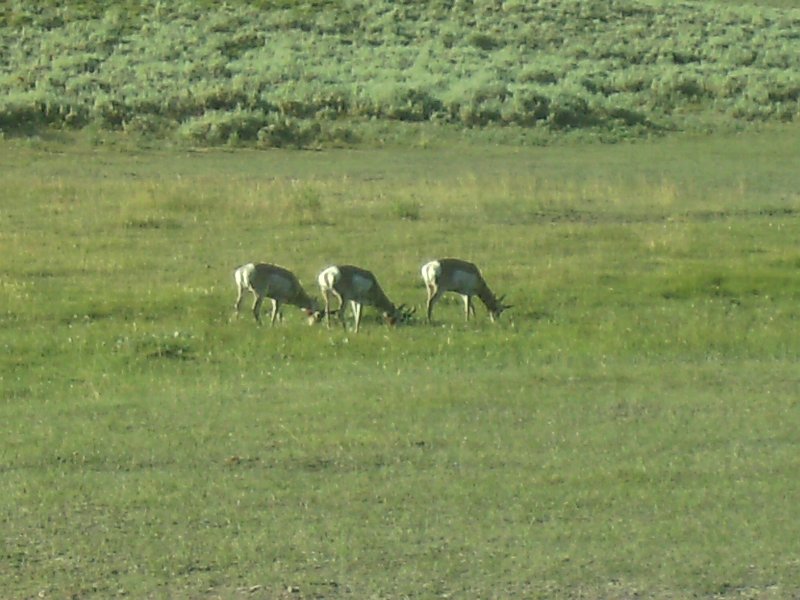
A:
318,265,414,332
234,263,322,325
421,258,512,323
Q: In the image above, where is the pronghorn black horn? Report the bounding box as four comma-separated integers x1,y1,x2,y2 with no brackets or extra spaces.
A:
397,304,415,321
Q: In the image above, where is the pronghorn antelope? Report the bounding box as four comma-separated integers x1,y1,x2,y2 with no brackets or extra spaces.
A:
318,265,414,332
421,258,512,323
234,262,322,325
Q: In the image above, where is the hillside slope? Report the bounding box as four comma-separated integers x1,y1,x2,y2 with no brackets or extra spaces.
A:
2,0,799,145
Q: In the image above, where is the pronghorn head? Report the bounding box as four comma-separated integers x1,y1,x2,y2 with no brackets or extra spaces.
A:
305,307,338,325
304,305,339,325
304,308,322,325
489,295,513,322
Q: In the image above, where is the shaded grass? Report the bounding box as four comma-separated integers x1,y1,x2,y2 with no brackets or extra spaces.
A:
2,128,800,598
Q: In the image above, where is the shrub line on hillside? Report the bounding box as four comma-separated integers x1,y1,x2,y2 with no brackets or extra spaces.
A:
2,0,799,145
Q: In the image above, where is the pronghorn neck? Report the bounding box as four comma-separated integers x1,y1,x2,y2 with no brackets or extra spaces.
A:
293,288,316,311
345,267,394,313
476,284,501,313
370,286,396,315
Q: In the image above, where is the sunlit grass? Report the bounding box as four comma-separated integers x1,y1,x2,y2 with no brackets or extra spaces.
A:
2,128,800,597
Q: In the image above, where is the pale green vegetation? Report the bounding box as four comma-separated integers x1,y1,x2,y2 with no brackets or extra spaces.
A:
2,0,800,146
2,125,800,598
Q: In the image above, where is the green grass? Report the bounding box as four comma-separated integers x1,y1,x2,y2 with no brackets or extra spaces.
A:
2,126,800,598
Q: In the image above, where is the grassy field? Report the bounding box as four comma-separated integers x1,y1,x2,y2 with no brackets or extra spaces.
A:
2,124,800,598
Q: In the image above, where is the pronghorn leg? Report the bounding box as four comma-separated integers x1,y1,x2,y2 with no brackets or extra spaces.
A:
462,294,472,321
352,301,362,333
424,286,433,322
252,294,264,323
467,296,476,320
235,286,245,316
336,293,348,329
426,287,442,323
324,289,342,329
323,290,333,328
270,299,280,326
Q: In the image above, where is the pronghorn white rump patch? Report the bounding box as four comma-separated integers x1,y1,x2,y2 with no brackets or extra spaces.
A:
318,265,341,290
421,260,441,286
235,263,256,290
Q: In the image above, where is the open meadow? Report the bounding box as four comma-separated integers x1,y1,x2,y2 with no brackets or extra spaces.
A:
3,0,800,596
2,125,800,598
